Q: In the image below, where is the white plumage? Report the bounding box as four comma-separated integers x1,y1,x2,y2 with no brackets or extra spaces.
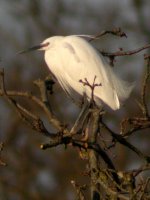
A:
37,35,134,110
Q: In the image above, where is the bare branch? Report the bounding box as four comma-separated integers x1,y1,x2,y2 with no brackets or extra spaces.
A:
100,43,150,57
89,27,127,42
99,43,150,66
101,120,150,163
0,71,68,135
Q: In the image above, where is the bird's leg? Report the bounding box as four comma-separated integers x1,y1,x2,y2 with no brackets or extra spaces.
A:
80,105,105,142
80,115,91,141
70,99,90,135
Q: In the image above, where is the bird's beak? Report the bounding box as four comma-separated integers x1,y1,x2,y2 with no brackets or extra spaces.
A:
18,42,49,54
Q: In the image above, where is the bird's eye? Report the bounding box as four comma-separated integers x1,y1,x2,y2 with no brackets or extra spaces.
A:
43,42,50,47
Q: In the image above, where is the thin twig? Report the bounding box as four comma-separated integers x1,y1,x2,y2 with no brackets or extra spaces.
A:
89,27,127,42
101,120,150,163
0,84,68,134
133,164,150,177
0,69,69,139
79,76,102,104
121,117,150,137
99,43,150,66
9,99,58,138
100,43,150,57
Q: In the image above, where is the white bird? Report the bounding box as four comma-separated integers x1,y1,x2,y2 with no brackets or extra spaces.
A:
20,35,133,110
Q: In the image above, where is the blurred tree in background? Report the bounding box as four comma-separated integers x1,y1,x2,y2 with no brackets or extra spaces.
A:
0,0,150,199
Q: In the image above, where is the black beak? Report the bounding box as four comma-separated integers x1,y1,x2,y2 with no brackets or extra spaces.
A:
18,42,49,54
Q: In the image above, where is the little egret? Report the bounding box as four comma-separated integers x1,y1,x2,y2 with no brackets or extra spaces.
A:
20,35,133,110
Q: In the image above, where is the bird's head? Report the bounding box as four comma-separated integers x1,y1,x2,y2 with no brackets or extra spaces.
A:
18,36,64,54
18,40,50,54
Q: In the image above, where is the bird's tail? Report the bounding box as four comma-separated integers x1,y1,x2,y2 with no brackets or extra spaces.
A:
110,68,135,106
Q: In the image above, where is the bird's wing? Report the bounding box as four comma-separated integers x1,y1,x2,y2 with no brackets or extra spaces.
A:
45,35,133,110
56,36,121,110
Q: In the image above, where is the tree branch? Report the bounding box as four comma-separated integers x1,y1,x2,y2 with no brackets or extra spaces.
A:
101,120,150,163
99,44,150,66
89,27,127,42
